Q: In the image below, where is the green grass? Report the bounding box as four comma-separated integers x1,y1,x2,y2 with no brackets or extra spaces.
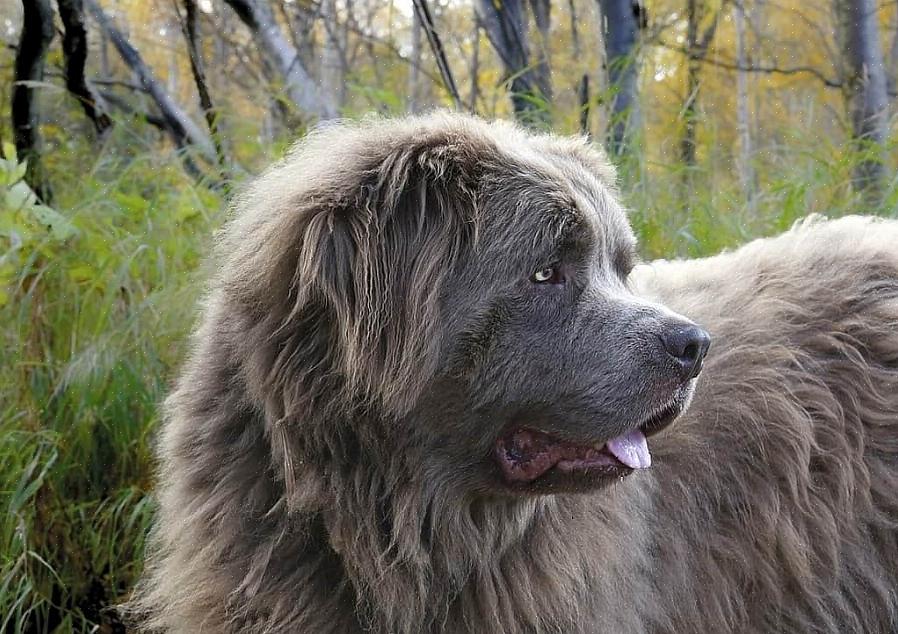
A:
1,119,895,632
1,128,224,632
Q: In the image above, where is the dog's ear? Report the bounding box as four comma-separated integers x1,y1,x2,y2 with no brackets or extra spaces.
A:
280,135,482,414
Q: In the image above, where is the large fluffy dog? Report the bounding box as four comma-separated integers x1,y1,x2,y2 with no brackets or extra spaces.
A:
133,113,898,632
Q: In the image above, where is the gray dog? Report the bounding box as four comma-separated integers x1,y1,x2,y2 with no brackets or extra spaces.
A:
131,113,898,633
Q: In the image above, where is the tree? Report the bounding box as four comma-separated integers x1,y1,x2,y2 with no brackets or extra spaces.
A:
12,0,56,202
597,0,644,156
409,9,423,112
58,0,112,136
681,0,722,169
178,0,230,187
412,0,463,109
222,0,337,120
837,0,889,203
528,0,552,106
476,0,551,127
733,0,753,203
86,0,217,172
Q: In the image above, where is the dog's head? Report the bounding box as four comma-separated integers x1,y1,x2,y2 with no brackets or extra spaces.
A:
224,113,709,497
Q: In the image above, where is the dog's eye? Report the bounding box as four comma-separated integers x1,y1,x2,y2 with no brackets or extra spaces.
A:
530,266,564,284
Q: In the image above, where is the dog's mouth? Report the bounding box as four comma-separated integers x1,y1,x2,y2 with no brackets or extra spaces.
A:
494,397,685,486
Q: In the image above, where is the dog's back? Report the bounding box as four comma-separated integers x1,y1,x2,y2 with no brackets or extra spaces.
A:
632,215,898,632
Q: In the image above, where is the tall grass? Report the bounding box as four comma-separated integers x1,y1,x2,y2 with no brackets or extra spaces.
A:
1,117,896,632
1,128,223,632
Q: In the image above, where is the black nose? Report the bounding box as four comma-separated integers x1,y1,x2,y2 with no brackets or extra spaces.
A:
660,324,711,380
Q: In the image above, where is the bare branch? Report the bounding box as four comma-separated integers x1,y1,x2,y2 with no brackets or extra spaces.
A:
86,0,216,159
658,41,844,88
175,0,231,189
412,0,463,109
58,0,112,135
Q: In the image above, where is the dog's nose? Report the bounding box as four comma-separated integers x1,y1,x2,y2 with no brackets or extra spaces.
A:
660,324,711,380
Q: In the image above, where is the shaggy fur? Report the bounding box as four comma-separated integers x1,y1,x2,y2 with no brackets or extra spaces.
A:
132,113,898,633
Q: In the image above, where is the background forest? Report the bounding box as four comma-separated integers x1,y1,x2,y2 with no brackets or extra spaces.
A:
1,0,897,630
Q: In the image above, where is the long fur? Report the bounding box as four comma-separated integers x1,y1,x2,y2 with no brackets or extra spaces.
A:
130,113,898,633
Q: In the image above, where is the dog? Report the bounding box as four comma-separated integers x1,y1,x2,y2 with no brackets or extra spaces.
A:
132,113,898,632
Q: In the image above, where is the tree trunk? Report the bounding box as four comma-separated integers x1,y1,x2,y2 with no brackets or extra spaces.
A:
838,0,889,203
734,0,753,203
222,0,337,120
579,73,591,136
12,0,55,202
528,0,553,103
476,0,551,127
320,0,345,111
58,0,112,135
409,9,422,112
889,0,898,97
86,0,216,160
278,0,316,73
680,0,720,168
597,0,642,157
569,0,581,59
412,0,462,109
180,0,230,186
469,15,481,111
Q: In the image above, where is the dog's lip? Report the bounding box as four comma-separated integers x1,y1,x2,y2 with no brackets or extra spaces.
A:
638,396,686,438
493,394,687,486
494,428,633,485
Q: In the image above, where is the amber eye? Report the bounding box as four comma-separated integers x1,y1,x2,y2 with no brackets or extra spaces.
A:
530,266,563,284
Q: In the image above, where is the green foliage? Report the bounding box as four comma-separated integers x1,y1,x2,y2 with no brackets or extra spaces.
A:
1,132,225,632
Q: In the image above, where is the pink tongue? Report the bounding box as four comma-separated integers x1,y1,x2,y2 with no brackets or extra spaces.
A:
606,429,651,469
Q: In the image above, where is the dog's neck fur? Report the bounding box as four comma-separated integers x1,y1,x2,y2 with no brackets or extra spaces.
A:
281,419,657,634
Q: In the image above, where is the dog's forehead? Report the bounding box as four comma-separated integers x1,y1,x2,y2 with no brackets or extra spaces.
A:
496,136,634,256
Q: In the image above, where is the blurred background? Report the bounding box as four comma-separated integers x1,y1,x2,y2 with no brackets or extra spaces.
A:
1,0,896,630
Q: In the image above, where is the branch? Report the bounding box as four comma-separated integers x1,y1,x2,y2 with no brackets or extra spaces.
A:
85,0,215,159
176,0,231,190
57,0,112,135
412,0,463,109
658,41,844,89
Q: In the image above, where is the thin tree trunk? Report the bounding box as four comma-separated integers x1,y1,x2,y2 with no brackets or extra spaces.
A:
476,0,551,127
86,0,216,160
837,0,889,202
528,0,553,103
889,1,898,97
179,0,230,187
734,0,753,203
222,0,337,119
469,15,481,112
58,0,113,135
278,0,316,73
579,73,591,136
569,0,581,59
597,0,642,156
320,0,344,112
12,0,55,202
167,17,180,97
680,0,720,168
99,27,110,78
412,0,463,109
409,8,422,112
